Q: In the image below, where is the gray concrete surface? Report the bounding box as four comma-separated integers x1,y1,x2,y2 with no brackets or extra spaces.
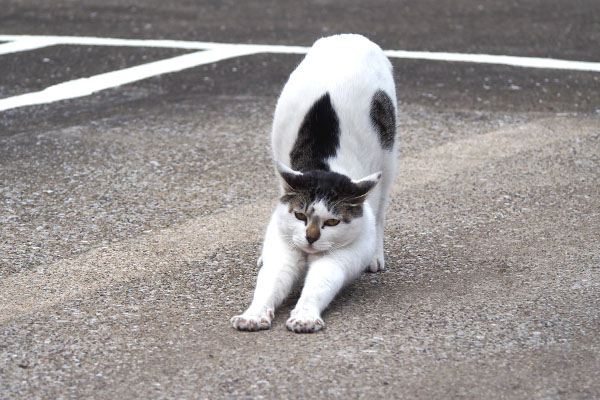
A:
1,1,599,398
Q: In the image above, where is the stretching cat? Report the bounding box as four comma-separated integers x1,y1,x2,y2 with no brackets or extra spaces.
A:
231,34,397,333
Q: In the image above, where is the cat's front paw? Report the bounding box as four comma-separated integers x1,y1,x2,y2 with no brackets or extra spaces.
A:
231,309,274,331
367,253,385,272
286,311,325,333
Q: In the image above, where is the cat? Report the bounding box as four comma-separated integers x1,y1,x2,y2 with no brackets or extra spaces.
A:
231,34,397,333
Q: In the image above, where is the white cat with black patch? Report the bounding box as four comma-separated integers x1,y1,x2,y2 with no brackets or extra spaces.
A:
231,34,397,333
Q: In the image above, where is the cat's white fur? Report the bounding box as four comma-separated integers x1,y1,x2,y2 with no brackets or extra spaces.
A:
231,34,397,333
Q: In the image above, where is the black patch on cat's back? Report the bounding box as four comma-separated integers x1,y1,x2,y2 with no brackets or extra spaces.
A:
290,93,340,172
370,90,396,150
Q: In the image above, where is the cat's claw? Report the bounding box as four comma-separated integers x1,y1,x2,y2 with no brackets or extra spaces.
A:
231,309,274,331
286,312,325,333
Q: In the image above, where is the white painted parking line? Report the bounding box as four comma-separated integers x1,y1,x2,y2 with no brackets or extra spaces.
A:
0,34,599,112
384,50,600,72
0,35,310,54
0,47,260,112
0,37,60,55
2,34,598,71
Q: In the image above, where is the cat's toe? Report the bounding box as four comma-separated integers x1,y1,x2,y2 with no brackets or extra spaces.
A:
286,314,325,333
231,313,272,331
367,255,385,272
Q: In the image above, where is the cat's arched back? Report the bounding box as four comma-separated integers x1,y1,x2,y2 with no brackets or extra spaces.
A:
272,33,397,183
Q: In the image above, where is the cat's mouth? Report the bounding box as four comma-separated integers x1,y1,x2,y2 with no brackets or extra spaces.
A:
291,237,326,254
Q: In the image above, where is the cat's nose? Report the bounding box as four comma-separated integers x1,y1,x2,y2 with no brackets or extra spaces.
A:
306,223,320,244
306,234,319,244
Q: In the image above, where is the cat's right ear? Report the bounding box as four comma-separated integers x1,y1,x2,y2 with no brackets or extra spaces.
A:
348,171,382,202
275,161,303,193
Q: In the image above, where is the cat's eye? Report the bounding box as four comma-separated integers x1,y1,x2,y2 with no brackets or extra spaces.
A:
294,212,307,221
324,219,340,227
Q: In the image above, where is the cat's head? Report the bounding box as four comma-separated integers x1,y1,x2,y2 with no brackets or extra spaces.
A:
275,162,380,254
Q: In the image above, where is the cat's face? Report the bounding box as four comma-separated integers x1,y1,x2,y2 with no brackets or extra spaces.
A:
278,198,362,254
275,162,380,254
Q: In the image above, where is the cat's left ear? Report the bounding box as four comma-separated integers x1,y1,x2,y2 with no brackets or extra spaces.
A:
350,171,382,201
275,161,303,192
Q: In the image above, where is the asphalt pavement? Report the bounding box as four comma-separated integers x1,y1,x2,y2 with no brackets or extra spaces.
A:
1,1,599,398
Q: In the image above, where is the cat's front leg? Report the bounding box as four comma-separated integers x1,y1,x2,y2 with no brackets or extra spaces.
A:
232,256,300,331
231,216,305,331
286,253,363,333
286,259,344,333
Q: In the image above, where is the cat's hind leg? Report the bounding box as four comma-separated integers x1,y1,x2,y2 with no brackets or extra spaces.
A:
368,161,395,272
231,217,306,331
367,215,386,272
364,197,386,272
